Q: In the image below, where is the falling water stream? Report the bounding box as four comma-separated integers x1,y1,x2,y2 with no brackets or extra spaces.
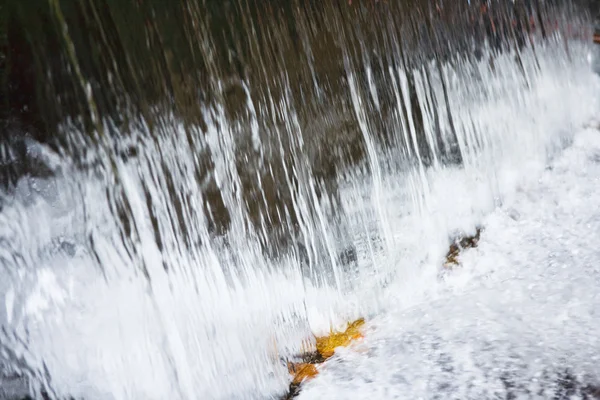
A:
1,1,600,399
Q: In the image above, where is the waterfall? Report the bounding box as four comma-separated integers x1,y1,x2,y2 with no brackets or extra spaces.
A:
0,1,597,398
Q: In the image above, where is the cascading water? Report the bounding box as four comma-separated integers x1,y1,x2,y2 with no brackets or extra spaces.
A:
1,1,599,399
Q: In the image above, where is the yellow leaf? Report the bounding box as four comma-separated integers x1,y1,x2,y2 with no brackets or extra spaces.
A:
288,362,320,385
286,318,366,387
315,318,365,359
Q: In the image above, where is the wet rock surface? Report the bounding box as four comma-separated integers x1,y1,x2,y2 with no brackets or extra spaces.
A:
444,227,483,269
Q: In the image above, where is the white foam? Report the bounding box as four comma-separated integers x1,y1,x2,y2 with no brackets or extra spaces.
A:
299,126,600,399
0,39,598,400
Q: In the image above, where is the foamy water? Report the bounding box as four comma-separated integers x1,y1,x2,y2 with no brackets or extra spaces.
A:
0,38,599,400
299,124,600,399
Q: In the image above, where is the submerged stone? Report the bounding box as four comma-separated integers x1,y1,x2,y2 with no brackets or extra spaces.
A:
444,227,482,268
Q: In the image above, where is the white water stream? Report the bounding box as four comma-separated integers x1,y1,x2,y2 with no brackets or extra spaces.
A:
0,34,598,399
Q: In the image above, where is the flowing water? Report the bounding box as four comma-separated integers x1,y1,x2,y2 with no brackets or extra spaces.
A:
1,1,599,399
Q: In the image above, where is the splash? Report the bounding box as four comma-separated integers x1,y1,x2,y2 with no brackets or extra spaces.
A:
1,1,598,399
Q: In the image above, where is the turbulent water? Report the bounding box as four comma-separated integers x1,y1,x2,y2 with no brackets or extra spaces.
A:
1,1,599,399
299,121,600,400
